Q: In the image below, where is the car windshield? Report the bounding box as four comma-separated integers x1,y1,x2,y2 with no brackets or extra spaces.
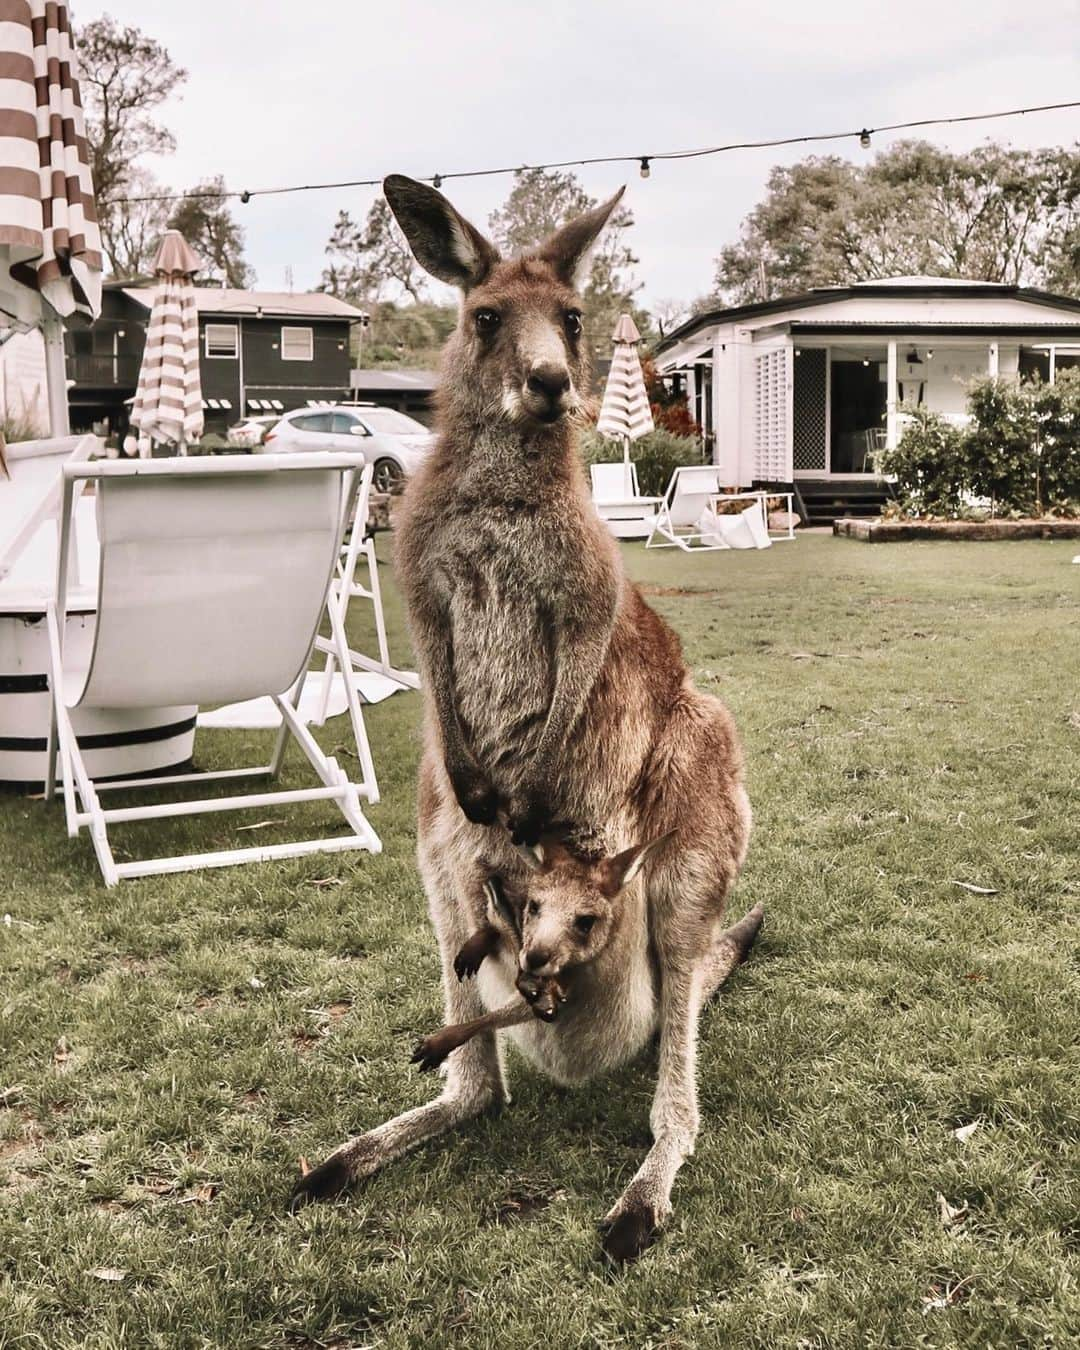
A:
356,408,428,435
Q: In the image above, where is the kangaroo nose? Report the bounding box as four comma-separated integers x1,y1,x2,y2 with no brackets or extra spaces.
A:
526,364,570,400
525,948,550,972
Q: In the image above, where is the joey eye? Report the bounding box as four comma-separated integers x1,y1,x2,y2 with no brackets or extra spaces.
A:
474,308,500,336
527,900,540,917
574,914,597,936
565,310,583,338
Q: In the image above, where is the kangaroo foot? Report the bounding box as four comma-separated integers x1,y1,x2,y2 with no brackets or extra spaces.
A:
599,1200,662,1264
289,1150,355,1211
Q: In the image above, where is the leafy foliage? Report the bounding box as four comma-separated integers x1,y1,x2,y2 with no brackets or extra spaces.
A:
880,409,972,518
578,426,704,497
168,179,254,288
715,141,1080,302
321,200,428,304
489,168,648,345
77,17,251,284
882,371,1080,518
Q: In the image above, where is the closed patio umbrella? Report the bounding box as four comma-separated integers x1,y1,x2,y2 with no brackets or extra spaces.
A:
596,313,654,464
126,230,204,457
0,0,103,435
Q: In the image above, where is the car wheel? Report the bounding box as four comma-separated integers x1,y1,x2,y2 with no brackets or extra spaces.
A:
373,457,405,494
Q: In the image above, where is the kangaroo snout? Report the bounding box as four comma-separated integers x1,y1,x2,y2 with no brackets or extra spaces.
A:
523,362,572,423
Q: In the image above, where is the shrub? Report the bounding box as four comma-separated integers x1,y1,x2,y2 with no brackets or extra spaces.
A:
879,409,970,517
578,426,704,497
964,377,1039,514
1029,367,1080,515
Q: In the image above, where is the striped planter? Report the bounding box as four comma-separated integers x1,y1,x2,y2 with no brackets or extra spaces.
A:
0,608,195,788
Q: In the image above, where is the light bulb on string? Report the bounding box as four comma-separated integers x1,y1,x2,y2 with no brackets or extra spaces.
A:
640,157,651,179
859,129,872,149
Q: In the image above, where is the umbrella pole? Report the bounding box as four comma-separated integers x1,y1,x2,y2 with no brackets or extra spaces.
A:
41,306,70,437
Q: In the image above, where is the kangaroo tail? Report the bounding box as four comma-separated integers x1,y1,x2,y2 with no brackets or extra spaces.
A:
702,901,765,1000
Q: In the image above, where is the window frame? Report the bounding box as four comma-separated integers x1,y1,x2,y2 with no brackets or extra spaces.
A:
281,325,314,362
204,323,239,359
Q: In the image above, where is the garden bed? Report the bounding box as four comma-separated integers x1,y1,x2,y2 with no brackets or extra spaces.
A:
834,517,1080,542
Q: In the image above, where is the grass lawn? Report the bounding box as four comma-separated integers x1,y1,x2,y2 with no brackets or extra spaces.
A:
1,534,1077,1349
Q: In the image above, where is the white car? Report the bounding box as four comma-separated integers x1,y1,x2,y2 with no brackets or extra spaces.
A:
261,404,434,493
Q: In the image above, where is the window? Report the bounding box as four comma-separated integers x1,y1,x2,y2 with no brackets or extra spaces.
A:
354,408,428,435
331,412,367,435
288,412,333,433
205,323,239,358
281,326,314,361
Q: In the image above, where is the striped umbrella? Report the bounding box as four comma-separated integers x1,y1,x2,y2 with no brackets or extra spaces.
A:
0,0,102,434
596,313,654,464
126,231,204,457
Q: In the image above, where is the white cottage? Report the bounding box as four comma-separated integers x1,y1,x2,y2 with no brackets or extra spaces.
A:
654,278,1080,519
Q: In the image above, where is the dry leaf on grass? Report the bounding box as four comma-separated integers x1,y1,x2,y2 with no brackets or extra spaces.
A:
53,1036,71,1066
922,1274,974,1313
248,976,264,990
176,1182,217,1205
87,1267,127,1282
953,1122,980,1143
950,881,998,895
298,1155,311,1177
235,819,282,833
303,876,344,889
936,1193,969,1228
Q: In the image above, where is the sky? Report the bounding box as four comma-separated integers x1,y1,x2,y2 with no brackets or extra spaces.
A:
85,0,1080,314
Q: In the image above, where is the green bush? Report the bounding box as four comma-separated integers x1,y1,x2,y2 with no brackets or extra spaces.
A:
578,426,704,497
883,372,1080,519
879,409,971,518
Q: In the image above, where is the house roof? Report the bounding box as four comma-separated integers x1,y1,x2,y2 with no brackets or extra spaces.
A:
655,278,1080,354
120,286,366,320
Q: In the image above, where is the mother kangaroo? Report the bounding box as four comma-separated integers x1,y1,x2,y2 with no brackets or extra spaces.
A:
292,177,757,1262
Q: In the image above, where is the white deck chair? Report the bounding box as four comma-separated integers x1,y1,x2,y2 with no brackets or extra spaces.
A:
43,453,381,885
589,462,663,540
313,462,419,728
646,465,727,550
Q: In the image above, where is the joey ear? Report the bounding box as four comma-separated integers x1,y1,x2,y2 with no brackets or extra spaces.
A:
513,840,548,873
598,829,676,898
536,187,626,288
383,175,500,290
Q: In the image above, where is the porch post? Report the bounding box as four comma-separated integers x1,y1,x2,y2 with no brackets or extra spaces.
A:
1049,345,1057,385
988,341,999,378
885,339,898,450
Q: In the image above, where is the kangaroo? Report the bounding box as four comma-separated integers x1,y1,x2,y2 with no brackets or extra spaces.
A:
291,177,758,1263
412,835,669,1071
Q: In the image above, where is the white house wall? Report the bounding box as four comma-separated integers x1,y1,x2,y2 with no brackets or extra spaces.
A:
0,330,48,435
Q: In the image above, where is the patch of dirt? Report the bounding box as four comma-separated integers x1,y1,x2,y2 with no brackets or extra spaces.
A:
639,584,721,599
489,1184,565,1226
290,1030,325,1053
192,994,217,1012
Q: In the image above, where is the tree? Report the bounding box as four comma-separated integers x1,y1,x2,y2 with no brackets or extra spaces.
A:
321,199,427,304
77,16,185,270
714,141,1080,303
488,168,647,345
99,167,168,277
168,178,254,287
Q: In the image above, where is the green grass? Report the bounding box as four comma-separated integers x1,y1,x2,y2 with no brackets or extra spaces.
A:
1,535,1077,1349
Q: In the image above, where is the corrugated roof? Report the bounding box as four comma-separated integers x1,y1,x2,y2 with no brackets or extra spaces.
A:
122,287,365,319
349,367,439,391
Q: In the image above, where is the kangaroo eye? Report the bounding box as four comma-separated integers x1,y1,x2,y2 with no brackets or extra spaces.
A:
565,310,583,338
574,914,597,936
527,900,540,917
474,308,500,335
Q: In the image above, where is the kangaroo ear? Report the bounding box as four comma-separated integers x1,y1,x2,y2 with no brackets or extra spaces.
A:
513,840,548,873
598,829,675,898
383,175,500,291
536,188,626,288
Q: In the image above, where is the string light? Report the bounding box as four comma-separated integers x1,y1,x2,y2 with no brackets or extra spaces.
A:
101,98,1080,208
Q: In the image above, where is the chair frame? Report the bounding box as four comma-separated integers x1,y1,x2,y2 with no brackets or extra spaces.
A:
589,461,663,540
313,463,419,729
647,468,798,550
44,453,381,885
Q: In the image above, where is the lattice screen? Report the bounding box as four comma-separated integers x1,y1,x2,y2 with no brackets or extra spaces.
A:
753,349,789,480
792,348,827,471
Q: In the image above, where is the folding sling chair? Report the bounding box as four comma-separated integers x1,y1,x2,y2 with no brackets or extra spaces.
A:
589,461,663,540
44,453,381,885
646,464,727,550
313,459,419,729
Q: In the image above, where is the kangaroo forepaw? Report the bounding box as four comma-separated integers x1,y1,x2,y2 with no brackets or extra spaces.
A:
289,1151,353,1212
599,1201,662,1264
410,1036,449,1073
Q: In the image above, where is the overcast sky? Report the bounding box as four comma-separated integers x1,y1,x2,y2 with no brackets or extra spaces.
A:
87,0,1079,311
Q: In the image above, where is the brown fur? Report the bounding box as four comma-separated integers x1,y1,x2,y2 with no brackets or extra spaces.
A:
293,178,758,1264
